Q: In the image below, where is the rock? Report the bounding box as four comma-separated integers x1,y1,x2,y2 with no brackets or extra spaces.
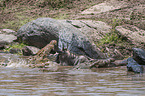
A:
115,48,145,73
60,20,112,43
36,40,57,57
133,20,145,30
132,48,145,65
58,20,104,59
81,0,129,15
17,18,105,59
17,18,59,48
9,48,21,54
0,34,17,44
0,41,8,50
115,24,145,45
127,57,143,73
22,46,40,56
0,29,16,35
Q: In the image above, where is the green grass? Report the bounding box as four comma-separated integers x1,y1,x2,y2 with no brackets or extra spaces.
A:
4,43,27,55
99,32,120,44
112,18,122,28
96,18,123,46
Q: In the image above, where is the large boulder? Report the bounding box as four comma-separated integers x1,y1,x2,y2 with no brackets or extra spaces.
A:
133,20,145,30
132,48,145,65
115,24,145,46
17,18,106,59
58,20,104,59
0,29,17,49
22,46,40,56
9,48,21,54
0,29,16,35
60,20,112,43
0,41,8,50
81,0,129,15
127,57,143,73
0,34,17,43
17,18,59,48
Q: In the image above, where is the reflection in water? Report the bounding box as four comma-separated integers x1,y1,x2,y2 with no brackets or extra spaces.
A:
0,66,145,96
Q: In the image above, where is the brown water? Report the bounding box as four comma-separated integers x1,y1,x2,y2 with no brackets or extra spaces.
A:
0,53,145,96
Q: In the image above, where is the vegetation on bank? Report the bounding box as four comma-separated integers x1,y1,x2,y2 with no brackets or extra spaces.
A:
4,43,27,55
0,0,124,43
98,19,123,45
0,0,103,31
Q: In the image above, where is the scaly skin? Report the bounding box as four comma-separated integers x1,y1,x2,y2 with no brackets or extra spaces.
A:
29,40,57,66
36,40,57,57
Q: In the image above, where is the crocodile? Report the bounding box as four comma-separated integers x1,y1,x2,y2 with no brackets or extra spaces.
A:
29,40,57,65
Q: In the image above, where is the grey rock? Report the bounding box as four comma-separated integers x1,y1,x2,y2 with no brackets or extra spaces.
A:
22,46,40,56
0,29,16,35
81,0,129,15
132,48,145,65
115,24,145,45
58,20,99,59
0,41,8,50
9,48,21,54
0,34,17,43
17,18,59,48
127,57,143,73
133,20,145,30
17,18,106,59
60,20,112,43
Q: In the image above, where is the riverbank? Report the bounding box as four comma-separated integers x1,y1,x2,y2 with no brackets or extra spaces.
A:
0,0,145,69
0,0,145,56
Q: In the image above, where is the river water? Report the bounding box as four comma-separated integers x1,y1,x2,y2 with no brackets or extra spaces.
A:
0,53,145,96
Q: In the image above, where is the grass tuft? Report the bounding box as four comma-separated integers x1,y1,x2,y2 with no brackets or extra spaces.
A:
4,43,27,55
96,18,123,46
